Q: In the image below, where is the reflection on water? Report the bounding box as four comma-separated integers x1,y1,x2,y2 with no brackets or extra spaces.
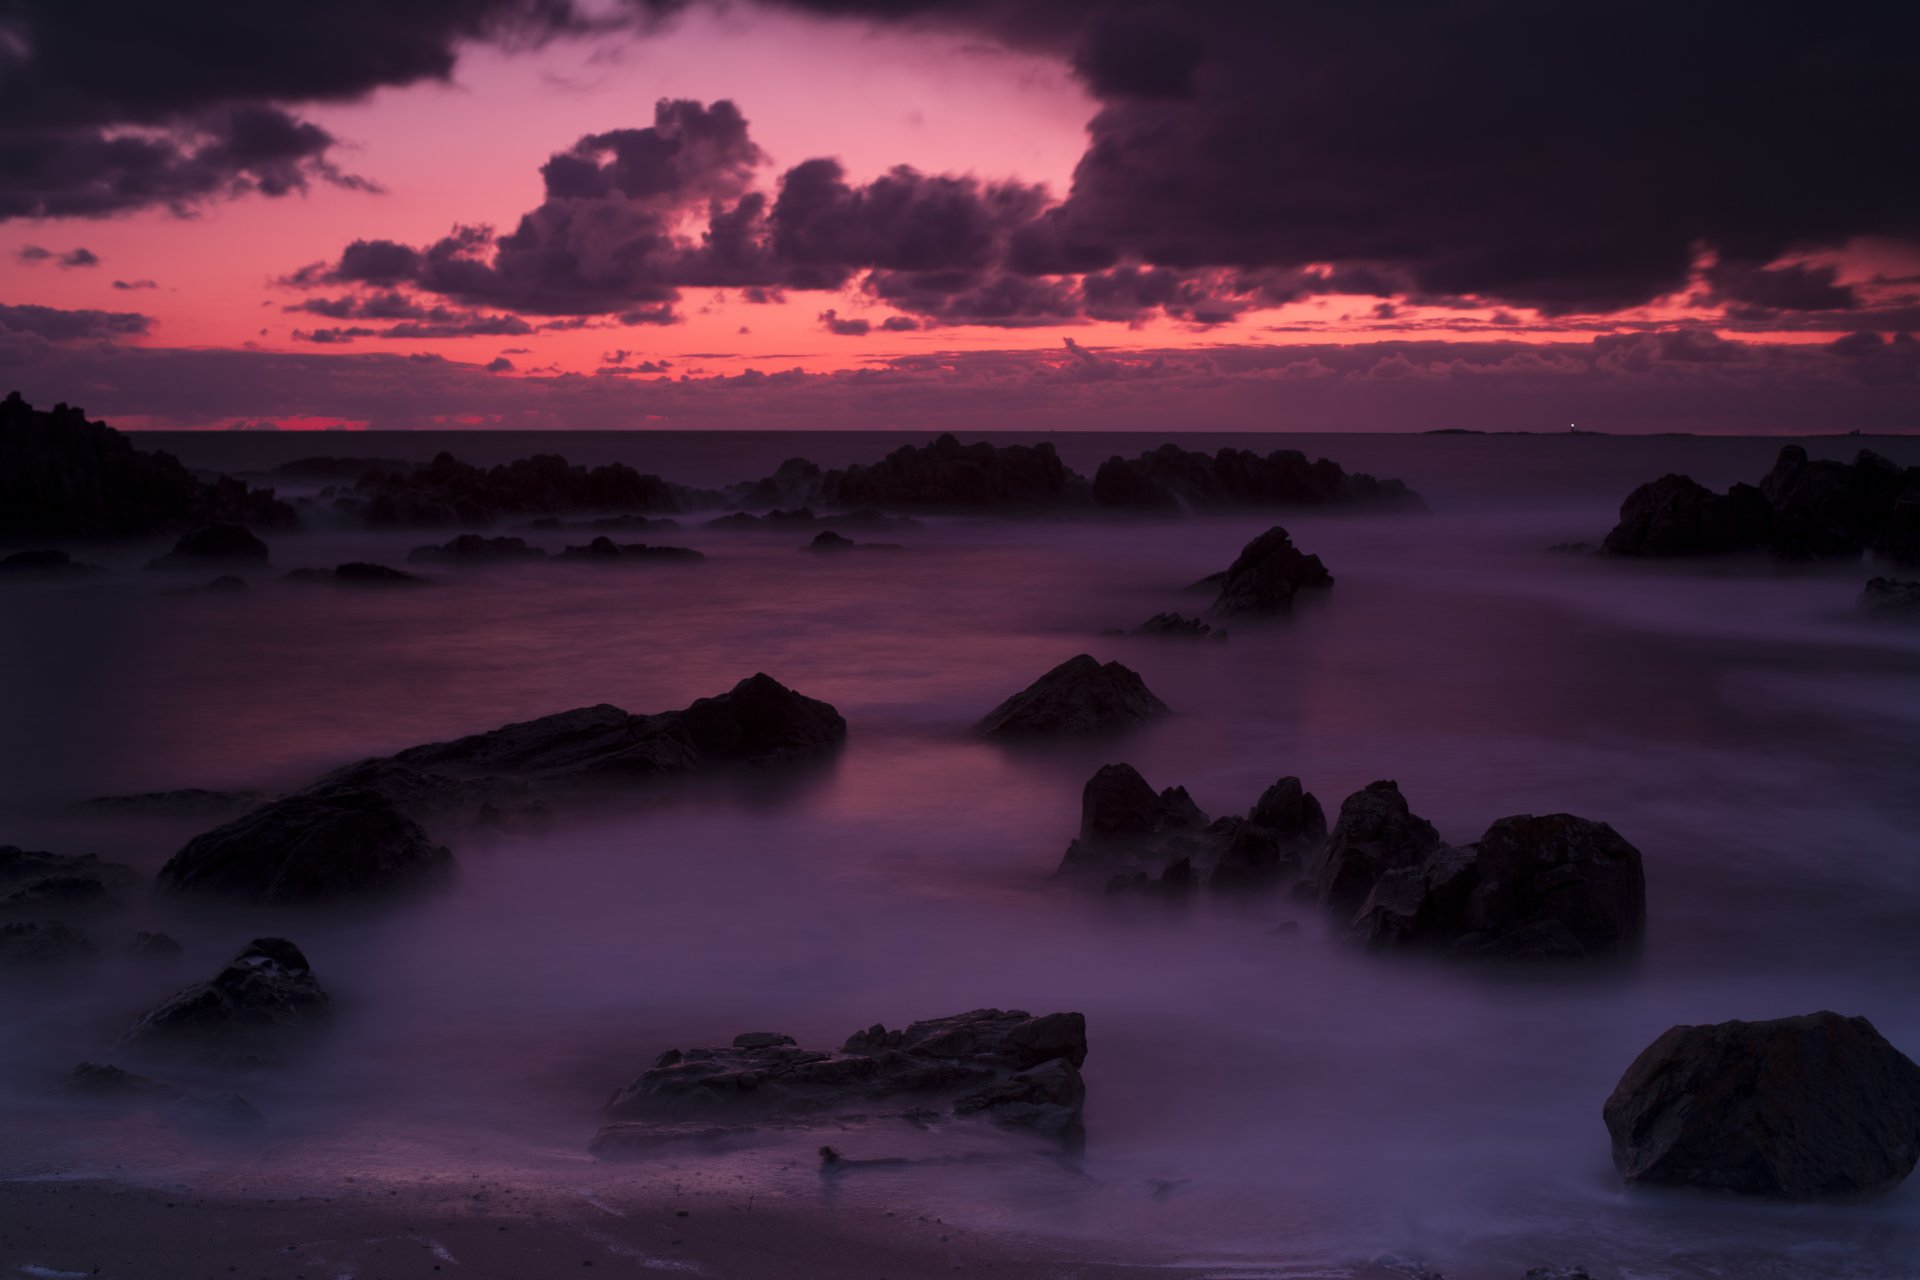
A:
3,435,1919,1277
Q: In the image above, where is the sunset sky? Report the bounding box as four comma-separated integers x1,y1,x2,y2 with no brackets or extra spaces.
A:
2,1,1916,432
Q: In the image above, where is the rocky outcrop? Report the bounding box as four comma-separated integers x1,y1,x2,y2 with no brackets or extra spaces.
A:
129,931,183,957
1861,577,1920,616
1603,1012,1920,1199
0,393,295,541
1126,612,1224,640
407,534,548,564
557,536,704,563
1058,764,1324,891
121,938,331,1064
806,530,903,553
704,506,919,533
593,1008,1088,1154
0,919,92,966
1351,813,1646,959
346,451,718,528
518,513,681,534
1206,527,1334,617
819,435,1090,510
1092,443,1425,513
1304,781,1445,912
146,523,271,570
286,562,429,586
0,549,107,576
1601,448,1920,563
973,655,1169,739
158,789,451,902
80,788,267,816
0,845,135,910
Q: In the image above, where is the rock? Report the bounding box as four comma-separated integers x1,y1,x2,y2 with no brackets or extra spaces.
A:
1600,475,1774,556
518,513,682,534
0,393,295,540
120,937,331,1063
1602,1011,1920,1200
1092,443,1425,513
0,919,92,966
1210,777,1328,888
351,450,716,528
146,523,271,570
1207,526,1334,617
204,574,249,592
406,534,548,564
0,845,136,910
0,873,117,909
806,530,902,552
1545,542,1597,555
285,562,429,585
1058,764,1207,878
1127,612,1225,640
64,1061,182,1101
0,548,107,576
1524,1270,1594,1280
818,434,1089,510
557,536,704,563
158,788,451,902
973,655,1169,739
80,788,268,816
1351,813,1646,959
597,1008,1087,1148
1305,781,1445,912
1761,445,1912,559
129,930,183,957
1058,765,1324,889
1860,577,1920,616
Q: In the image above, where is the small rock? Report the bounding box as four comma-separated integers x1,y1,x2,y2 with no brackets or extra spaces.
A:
147,524,270,570
1207,526,1333,617
973,655,1169,739
121,937,332,1064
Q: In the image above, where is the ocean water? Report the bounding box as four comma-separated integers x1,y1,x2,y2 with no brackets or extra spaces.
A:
2,431,1919,1278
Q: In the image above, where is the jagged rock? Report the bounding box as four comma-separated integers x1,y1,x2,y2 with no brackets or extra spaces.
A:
406,534,548,564
350,450,716,528
821,434,1089,510
147,523,271,570
0,873,116,909
158,789,451,902
0,393,295,540
0,919,92,966
1305,781,1445,912
518,513,681,533
1207,526,1334,617
1600,475,1774,556
1092,443,1425,513
1762,446,1912,558
120,938,331,1063
558,536,704,563
1861,577,1920,616
1211,777,1329,888
129,931,183,957
1127,612,1225,640
1058,765,1324,890
285,562,429,586
0,845,135,910
1603,1012,1920,1200
0,548,107,576
1058,764,1206,877
64,1061,182,1101
80,788,267,816
973,655,1169,739
1352,814,1646,959
595,1009,1087,1150
806,530,902,553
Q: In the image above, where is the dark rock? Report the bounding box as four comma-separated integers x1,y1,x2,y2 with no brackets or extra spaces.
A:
406,534,548,564
1600,475,1774,556
518,513,682,534
1602,1011,1920,1200
806,530,902,552
1093,443,1425,513
1761,445,1911,559
1861,577,1920,616
1545,542,1597,555
816,434,1089,511
120,937,331,1063
596,1008,1087,1149
146,523,271,570
1210,777,1329,888
270,456,415,481
0,845,135,911
1524,1270,1594,1280
286,562,429,586
129,930,183,957
1127,611,1225,640
557,536,704,563
0,873,116,909
1305,781,1445,912
158,789,451,902
0,548,107,576
0,919,92,966
1059,765,1324,890
973,655,1169,739
80,788,267,816
0,393,295,540
1351,813,1646,959
1058,764,1207,878
1207,526,1334,617
64,1061,181,1101
351,450,716,529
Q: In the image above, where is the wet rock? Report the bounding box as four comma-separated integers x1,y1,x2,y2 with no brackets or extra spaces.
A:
351,450,715,528
806,530,903,552
146,523,271,570
120,937,332,1063
598,1009,1087,1147
1127,612,1225,640
1603,1011,1920,1199
1351,813,1646,959
1860,577,1920,616
285,561,429,586
129,930,183,957
0,548,107,576
1207,526,1334,617
819,434,1089,510
1092,443,1425,513
1210,777,1329,888
406,534,548,564
1305,781,1446,912
1059,765,1324,890
557,535,704,563
158,788,451,902
974,655,1169,739
80,788,268,816
1600,475,1774,556
0,919,92,966
1761,445,1912,559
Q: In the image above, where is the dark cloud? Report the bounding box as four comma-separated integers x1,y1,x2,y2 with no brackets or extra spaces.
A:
0,303,152,341
113,279,159,291
16,245,52,263
819,309,870,336
486,356,515,372
1705,261,1858,315
58,248,100,267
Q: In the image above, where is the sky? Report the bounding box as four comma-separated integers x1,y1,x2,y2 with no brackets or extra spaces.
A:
1,0,1917,433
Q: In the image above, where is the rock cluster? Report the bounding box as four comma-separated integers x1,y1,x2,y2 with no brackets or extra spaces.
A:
816,434,1089,510
557,536,704,563
121,937,331,1065
1203,526,1334,617
1092,443,1425,513
973,655,1169,739
407,534,549,564
1124,612,1225,640
344,451,718,528
146,523,272,570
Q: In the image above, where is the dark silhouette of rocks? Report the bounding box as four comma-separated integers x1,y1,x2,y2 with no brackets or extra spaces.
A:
81,788,266,816
0,393,295,541
346,451,716,528
1601,447,1920,563
1351,813,1646,959
1861,577,1920,616
61,1061,262,1130
1092,443,1425,513
806,530,903,553
283,561,429,586
129,931,183,957
120,938,331,1064
819,434,1089,510
1058,764,1324,890
1126,612,1225,640
0,919,92,966
0,548,107,576
407,534,548,564
1206,526,1334,617
518,513,682,533
594,1008,1087,1154
0,845,135,910
558,536,704,563
270,456,415,481
973,655,1169,739
146,523,271,570
1305,781,1446,913
704,506,920,533
65,1061,182,1102
1603,1012,1920,1200
158,789,451,903
204,574,250,592
1545,542,1598,555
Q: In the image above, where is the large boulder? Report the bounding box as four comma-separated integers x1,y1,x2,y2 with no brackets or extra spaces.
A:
121,938,331,1064
1207,526,1334,617
973,655,1169,739
594,1008,1088,1152
1092,443,1425,513
1209,776,1328,888
1602,1012,1920,1200
1600,475,1774,557
157,789,451,902
1760,446,1913,559
1305,781,1445,912
146,523,271,570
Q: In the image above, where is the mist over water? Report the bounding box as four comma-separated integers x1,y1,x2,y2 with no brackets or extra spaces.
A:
3,432,1919,1277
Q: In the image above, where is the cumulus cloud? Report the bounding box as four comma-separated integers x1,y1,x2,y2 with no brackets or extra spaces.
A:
0,302,152,341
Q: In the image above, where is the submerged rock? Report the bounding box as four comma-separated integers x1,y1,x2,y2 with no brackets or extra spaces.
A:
1304,781,1445,913
1603,1012,1920,1200
1092,443,1425,513
120,937,332,1063
147,523,271,570
158,789,451,902
1861,577,1920,616
1207,526,1334,617
806,530,903,553
557,535,704,563
0,548,107,577
973,655,1169,739
406,534,548,564
1127,612,1225,640
1057,764,1324,890
595,1008,1088,1152
285,562,429,586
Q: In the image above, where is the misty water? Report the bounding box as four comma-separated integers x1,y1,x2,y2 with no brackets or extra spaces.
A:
4,432,1919,1277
